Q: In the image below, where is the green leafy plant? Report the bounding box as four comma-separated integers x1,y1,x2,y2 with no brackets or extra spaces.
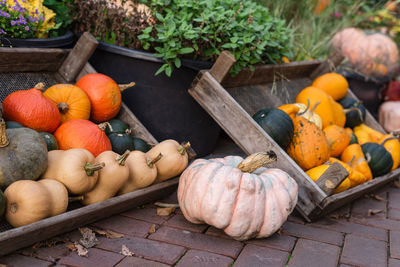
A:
139,0,293,76
43,0,73,37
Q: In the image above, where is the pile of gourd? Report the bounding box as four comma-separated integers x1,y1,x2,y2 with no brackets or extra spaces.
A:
254,72,399,194
0,73,191,228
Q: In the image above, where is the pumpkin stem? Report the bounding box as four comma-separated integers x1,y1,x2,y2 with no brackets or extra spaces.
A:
178,142,191,155
348,155,356,165
69,195,84,202
309,101,321,114
147,153,163,168
390,130,400,137
57,102,70,114
237,151,277,173
365,153,372,164
98,123,108,132
125,128,132,135
154,202,180,208
344,108,363,122
9,202,18,214
0,119,9,147
380,136,398,145
116,150,130,166
34,82,45,91
84,162,105,176
297,99,311,116
119,82,136,92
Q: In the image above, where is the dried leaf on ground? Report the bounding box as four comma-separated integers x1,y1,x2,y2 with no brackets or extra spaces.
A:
368,209,384,216
148,224,157,234
78,227,98,248
94,229,124,239
371,194,384,201
393,179,400,188
75,242,89,257
121,245,134,256
32,237,68,249
65,244,76,251
157,207,176,216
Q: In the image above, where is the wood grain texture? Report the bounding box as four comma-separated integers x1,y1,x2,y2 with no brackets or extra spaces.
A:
189,71,326,219
315,162,349,196
209,51,236,83
0,48,68,72
221,60,321,88
0,178,179,257
58,32,98,82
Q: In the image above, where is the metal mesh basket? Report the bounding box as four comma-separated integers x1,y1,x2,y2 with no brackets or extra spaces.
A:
0,72,58,102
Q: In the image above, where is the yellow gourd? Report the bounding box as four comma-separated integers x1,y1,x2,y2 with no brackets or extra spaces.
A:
305,164,351,194
353,124,384,144
379,134,400,170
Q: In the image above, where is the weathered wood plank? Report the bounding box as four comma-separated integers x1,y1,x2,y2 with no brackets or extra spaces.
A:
0,177,179,257
221,60,321,88
309,52,345,80
58,32,98,82
315,162,349,196
309,168,400,220
189,71,326,219
209,51,236,83
0,48,68,72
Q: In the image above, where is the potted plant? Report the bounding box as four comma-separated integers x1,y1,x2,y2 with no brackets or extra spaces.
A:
70,0,293,157
0,0,74,48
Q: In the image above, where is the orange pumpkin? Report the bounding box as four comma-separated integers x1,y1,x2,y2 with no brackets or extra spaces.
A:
54,119,112,157
332,27,399,78
43,84,91,123
76,74,134,123
353,124,384,144
323,125,351,157
312,73,348,100
341,144,373,181
286,116,330,170
3,83,60,132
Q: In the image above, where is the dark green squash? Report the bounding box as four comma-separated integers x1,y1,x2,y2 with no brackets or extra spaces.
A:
39,132,59,151
108,133,134,155
5,121,23,129
349,132,359,144
252,108,294,149
339,98,366,128
133,137,151,152
0,120,48,190
104,119,131,136
361,142,393,177
0,190,5,217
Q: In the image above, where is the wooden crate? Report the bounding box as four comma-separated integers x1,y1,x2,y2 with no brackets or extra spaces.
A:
189,51,400,222
0,33,178,256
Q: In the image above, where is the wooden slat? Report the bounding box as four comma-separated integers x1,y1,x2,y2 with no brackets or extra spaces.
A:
315,162,349,196
309,52,345,79
189,71,327,220
309,168,400,220
209,51,236,83
221,60,321,88
0,177,179,257
0,48,68,72
58,32,98,82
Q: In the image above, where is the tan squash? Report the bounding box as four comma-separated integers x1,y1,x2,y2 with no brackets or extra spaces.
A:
37,179,68,216
146,140,190,182
41,150,64,179
4,180,52,227
42,148,104,195
118,151,163,195
83,151,130,205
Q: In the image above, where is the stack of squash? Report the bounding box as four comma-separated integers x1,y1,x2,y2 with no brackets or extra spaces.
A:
0,73,192,228
254,72,399,194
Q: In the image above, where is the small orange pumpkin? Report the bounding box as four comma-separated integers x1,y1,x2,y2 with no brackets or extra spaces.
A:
312,73,349,100
43,84,91,123
76,73,135,123
3,83,60,132
54,119,112,157
323,125,350,157
286,116,330,170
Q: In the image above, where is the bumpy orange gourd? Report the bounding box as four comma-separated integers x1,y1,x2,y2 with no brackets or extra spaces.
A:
323,125,351,157
341,143,373,181
312,73,349,100
178,152,298,241
286,116,330,170
54,119,111,157
295,86,345,128
379,135,400,170
305,164,351,194
3,83,60,132
76,73,134,123
43,84,91,123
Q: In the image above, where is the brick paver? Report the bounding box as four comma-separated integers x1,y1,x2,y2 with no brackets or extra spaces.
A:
115,256,170,267
246,233,297,252
389,258,400,267
91,215,155,238
288,238,340,267
391,231,400,259
0,254,52,267
350,216,400,231
164,213,209,233
351,196,387,218
58,247,124,267
234,244,289,267
175,249,233,267
121,207,173,224
341,234,387,267
282,221,344,246
149,226,244,258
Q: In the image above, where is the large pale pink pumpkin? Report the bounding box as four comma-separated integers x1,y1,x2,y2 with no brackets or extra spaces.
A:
177,152,298,241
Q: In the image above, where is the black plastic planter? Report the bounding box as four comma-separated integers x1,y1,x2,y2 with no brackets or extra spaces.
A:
0,31,75,48
89,42,221,157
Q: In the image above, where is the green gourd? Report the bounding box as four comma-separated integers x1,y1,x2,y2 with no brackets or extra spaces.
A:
104,119,131,136
5,121,23,129
133,137,151,153
108,133,134,154
362,142,393,177
39,132,59,151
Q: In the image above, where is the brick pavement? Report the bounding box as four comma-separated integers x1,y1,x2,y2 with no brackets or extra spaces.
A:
1,181,400,267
